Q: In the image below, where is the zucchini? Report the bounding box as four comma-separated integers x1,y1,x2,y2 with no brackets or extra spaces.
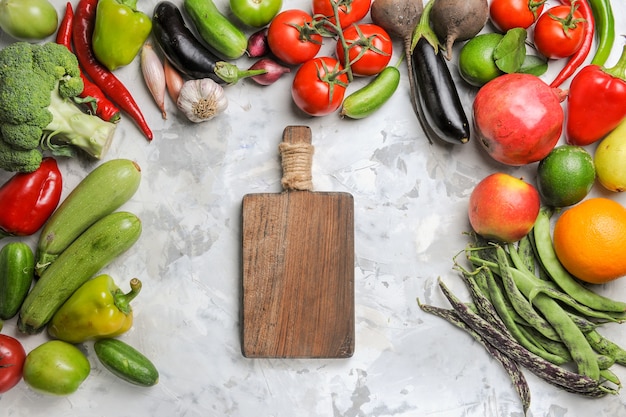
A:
94,338,159,387
183,0,247,60
19,211,142,334
35,159,141,276
0,242,34,320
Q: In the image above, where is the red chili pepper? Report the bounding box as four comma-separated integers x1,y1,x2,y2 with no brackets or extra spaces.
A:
566,44,626,146
549,0,594,88
56,2,121,123
56,2,73,46
72,0,153,141
0,158,63,238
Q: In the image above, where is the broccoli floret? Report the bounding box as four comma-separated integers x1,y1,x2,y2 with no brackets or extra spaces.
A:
0,42,117,172
1,124,47,150
0,137,42,172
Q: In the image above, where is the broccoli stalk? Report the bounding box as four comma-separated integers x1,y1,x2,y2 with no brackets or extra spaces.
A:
43,80,115,160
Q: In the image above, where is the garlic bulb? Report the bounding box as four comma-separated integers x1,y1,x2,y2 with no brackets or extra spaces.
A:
176,78,228,123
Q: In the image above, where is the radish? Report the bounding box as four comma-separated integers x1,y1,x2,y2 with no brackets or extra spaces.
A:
473,73,565,166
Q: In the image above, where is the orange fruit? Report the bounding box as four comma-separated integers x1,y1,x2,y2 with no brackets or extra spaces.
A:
553,198,626,284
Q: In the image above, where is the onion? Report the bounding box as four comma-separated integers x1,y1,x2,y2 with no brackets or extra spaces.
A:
246,29,269,58
140,43,167,119
164,58,185,104
248,58,290,86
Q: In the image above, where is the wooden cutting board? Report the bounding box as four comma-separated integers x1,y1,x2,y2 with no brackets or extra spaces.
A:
241,125,355,358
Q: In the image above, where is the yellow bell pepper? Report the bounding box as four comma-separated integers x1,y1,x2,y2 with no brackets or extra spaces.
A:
48,274,142,343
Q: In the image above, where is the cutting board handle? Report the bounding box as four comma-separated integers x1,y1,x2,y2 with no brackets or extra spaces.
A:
279,125,314,191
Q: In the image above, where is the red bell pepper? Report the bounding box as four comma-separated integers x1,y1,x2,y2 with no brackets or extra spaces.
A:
0,157,63,237
566,44,626,146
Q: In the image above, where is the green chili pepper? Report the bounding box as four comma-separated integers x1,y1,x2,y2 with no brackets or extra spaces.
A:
47,274,142,344
92,0,152,71
589,0,615,66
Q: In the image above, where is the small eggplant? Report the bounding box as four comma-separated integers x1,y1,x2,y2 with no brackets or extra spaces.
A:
152,1,264,84
410,37,470,145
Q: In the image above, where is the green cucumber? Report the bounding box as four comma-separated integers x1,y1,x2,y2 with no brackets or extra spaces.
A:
184,0,247,60
35,159,141,276
0,242,34,320
340,65,401,119
94,338,159,387
18,211,142,334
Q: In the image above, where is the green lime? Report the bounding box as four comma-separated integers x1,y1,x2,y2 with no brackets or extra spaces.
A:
458,33,505,87
536,145,596,208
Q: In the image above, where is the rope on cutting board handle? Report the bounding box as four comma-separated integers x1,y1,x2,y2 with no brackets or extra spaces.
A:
279,141,314,191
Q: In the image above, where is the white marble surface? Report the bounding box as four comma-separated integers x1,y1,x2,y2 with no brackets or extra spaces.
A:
1,0,626,415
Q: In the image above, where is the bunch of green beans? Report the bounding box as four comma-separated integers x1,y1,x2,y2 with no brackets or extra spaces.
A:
419,216,626,413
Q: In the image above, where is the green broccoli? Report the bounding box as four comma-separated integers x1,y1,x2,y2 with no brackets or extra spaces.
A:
0,41,117,172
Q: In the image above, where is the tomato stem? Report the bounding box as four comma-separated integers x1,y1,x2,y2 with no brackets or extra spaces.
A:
344,24,391,68
315,58,349,106
547,0,587,37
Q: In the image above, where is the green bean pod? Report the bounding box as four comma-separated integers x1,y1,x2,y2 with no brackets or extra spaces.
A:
589,0,615,66
515,236,536,275
567,312,599,333
485,263,567,364
585,329,626,365
435,278,609,395
498,247,561,342
418,302,531,414
475,254,601,381
456,265,504,331
520,325,572,361
339,66,400,119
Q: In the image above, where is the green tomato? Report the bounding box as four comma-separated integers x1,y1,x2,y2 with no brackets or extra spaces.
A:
0,0,58,41
23,340,90,395
229,0,282,28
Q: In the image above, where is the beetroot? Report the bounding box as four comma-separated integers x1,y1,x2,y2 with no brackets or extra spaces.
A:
473,73,565,166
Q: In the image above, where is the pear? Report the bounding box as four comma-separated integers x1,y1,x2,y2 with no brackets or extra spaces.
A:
594,118,626,192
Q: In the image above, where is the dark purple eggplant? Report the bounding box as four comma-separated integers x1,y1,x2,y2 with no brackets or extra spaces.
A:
410,37,470,145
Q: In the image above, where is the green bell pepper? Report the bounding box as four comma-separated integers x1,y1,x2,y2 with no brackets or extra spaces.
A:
92,0,152,71
47,274,142,344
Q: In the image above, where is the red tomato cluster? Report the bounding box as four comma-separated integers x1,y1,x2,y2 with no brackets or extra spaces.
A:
265,0,393,116
489,0,587,60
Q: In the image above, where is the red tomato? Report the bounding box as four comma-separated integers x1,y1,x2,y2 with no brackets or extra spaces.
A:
533,4,587,59
0,334,26,393
267,9,323,65
336,23,393,76
291,57,349,116
489,0,545,32
312,0,371,29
